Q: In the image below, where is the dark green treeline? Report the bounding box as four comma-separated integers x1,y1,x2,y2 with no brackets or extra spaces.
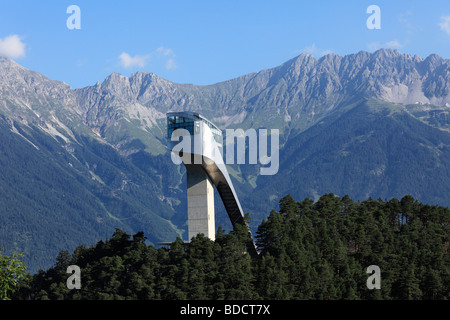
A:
13,194,450,300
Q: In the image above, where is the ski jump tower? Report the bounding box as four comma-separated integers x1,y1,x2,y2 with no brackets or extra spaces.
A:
167,111,258,255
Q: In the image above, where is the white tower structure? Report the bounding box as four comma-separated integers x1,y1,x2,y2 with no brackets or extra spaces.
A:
167,112,257,255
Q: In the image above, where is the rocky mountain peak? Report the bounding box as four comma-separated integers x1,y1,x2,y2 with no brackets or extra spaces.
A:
0,56,25,70
423,53,445,71
372,48,402,58
0,56,78,120
1,49,449,152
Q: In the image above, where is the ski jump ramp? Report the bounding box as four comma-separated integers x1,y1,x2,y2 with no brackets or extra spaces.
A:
167,111,258,256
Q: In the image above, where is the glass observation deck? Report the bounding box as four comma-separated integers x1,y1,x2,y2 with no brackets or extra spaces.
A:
167,111,223,144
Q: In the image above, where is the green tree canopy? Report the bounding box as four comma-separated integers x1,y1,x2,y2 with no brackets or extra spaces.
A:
11,194,450,300
0,249,26,300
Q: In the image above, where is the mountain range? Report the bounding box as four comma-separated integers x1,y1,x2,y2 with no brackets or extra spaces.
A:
0,49,449,272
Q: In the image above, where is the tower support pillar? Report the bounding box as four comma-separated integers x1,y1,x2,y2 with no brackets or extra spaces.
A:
186,164,215,241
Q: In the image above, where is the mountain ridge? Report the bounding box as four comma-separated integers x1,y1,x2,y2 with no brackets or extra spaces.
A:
0,49,449,272
2,48,449,143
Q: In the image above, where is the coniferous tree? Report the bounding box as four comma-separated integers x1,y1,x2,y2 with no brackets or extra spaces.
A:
12,194,450,300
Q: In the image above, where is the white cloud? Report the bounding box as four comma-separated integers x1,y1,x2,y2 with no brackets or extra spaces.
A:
0,34,26,59
156,47,177,70
119,52,150,68
118,47,177,70
367,39,403,52
385,39,403,49
439,16,450,35
165,58,177,70
298,43,333,57
367,41,382,52
155,47,174,57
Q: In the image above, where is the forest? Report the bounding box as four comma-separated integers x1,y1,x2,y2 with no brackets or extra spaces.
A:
10,193,450,300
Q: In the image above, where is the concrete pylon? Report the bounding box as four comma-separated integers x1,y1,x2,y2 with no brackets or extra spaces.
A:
185,164,215,241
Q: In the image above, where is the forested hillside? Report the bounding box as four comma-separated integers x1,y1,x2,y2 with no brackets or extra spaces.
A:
0,117,185,272
13,194,449,300
1,51,450,274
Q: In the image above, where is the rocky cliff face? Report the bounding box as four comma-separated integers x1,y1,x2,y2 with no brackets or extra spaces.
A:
1,49,449,153
77,49,450,128
0,57,75,106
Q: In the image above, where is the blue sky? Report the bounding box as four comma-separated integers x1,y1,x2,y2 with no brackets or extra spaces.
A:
1,0,450,88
